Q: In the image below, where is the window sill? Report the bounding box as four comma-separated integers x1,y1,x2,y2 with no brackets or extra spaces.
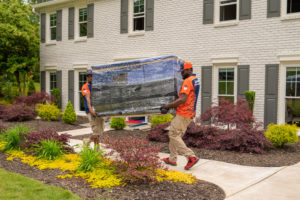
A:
128,31,145,37
74,37,87,43
214,21,239,28
45,41,56,46
281,13,300,21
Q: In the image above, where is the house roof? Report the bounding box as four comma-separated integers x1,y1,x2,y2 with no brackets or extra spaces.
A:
33,0,73,10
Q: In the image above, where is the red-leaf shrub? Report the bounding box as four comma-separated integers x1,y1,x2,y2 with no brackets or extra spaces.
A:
19,129,73,153
199,98,255,130
102,136,165,184
15,92,56,107
0,104,7,119
1,105,37,122
147,122,170,143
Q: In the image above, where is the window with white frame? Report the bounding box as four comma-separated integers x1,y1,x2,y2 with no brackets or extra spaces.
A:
218,68,235,104
79,8,87,37
287,0,300,14
219,0,237,21
285,67,300,124
133,0,145,31
50,13,56,40
49,72,57,93
79,72,87,111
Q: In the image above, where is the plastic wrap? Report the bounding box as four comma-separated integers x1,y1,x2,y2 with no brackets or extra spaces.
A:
91,55,183,116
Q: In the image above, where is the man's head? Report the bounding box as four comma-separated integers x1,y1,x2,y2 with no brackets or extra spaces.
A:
86,69,92,83
180,62,193,79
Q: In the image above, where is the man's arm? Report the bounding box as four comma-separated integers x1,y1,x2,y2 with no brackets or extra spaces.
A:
164,93,188,109
85,93,96,117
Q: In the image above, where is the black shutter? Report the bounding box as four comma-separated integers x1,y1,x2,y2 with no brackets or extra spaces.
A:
68,70,74,105
267,0,281,18
68,7,74,40
264,64,279,128
240,0,251,20
120,0,128,33
201,66,212,114
237,65,250,99
41,13,46,43
203,0,214,24
56,10,62,41
87,3,94,38
56,70,62,108
145,0,154,31
40,71,46,92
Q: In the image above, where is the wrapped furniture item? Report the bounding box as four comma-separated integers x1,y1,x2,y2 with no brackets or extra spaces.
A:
91,55,183,116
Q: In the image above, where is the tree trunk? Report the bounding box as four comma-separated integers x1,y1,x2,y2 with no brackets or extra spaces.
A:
15,71,22,96
22,73,26,96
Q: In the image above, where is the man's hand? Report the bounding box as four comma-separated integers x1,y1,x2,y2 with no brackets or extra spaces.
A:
90,110,97,117
160,105,169,114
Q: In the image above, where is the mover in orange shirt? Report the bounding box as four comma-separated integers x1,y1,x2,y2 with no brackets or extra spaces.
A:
161,62,200,170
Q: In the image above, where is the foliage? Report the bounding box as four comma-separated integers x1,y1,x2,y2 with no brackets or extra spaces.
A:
147,122,170,142
27,79,36,96
150,114,173,126
0,104,7,119
1,82,18,103
0,104,37,122
19,129,73,153
102,136,165,184
15,92,56,107
200,98,255,130
0,169,82,200
78,147,104,172
245,91,256,113
0,0,40,96
0,124,7,134
3,125,30,150
110,117,126,130
35,140,63,160
62,101,77,124
265,124,299,148
51,88,61,108
37,104,61,121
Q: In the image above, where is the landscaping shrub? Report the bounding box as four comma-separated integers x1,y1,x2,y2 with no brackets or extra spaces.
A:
15,92,55,107
78,147,104,172
147,122,170,143
27,79,36,96
37,104,61,121
0,124,6,134
245,91,256,113
63,101,77,124
265,124,299,148
19,129,73,153
102,136,164,184
35,140,63,160
51,88,61,108
0,104,7,119
150,114,173,126
110,117,126,130
3,125,30,150
1,82,18,103
1,104,37,122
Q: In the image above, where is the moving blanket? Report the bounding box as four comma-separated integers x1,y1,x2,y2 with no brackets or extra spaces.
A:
91,55,183,116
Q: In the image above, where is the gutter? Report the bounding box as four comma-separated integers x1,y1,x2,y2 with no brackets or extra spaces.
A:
32,0,73,9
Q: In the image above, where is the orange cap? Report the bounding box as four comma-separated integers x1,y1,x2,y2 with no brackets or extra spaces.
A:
184,62,192,70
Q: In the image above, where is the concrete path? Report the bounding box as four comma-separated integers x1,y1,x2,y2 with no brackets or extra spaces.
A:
60,128,300,200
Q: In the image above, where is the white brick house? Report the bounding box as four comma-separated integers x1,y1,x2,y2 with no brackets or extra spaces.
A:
34,0,300,127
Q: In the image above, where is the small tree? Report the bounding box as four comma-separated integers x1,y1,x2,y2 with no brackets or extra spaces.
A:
51,88,61,108
27,79,35,96
62,101,77,124
245,91,256,113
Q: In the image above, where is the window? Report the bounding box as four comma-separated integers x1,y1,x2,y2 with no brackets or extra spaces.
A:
220,0,237,21
133,0,145,31
50,13,56,40
79,8,87,37
218,68,235,104
287,0,300,14
79,72,87,111
50,72,57,93
285,67,300,124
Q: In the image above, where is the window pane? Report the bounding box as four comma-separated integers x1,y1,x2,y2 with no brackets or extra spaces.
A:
227,81,234,95
286,67,297,81
227,68,234,81
133,17,144,31
219,96,234,104
50,14,56,26
287,0,300,14
219,82,226,94
285,98,300,124
219,69,227,81
80,23,87,37
79,72,87,111
79,8,87,22
220,4,237,21
286,82,296,96
51,28,56,40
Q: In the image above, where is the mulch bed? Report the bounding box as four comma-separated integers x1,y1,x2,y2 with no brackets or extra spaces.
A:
0,116,89,132
72,130,300,167
0,152,225,200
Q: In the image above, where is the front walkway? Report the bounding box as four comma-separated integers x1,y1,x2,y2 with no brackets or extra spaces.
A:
59,127,300,200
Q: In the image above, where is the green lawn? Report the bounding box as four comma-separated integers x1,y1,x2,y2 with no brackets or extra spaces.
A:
0,169,81,200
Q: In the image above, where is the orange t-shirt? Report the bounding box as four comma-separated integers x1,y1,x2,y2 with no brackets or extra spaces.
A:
176,74,200,118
